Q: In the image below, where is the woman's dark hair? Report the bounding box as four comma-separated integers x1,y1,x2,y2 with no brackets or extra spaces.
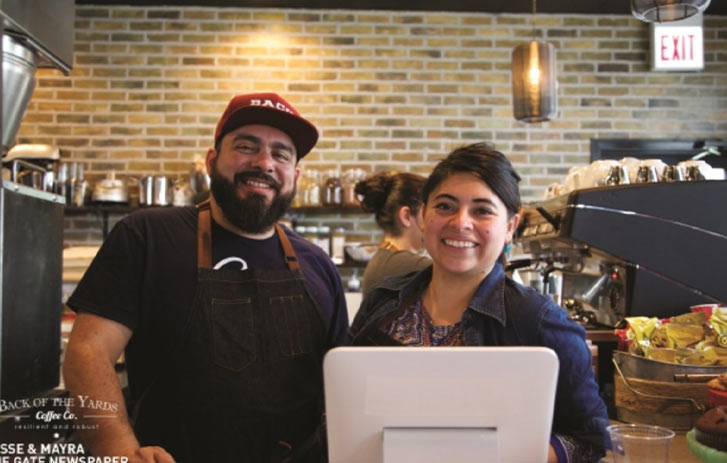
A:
423,142,522,217
355,172,426,236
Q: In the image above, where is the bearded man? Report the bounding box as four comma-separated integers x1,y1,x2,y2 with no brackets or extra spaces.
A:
63,93,348,463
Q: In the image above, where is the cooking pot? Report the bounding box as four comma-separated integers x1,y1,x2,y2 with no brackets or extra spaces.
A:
153,176,171,206
92,172,128,204
139,175,172,206
139,175,153,206
6,158,55,192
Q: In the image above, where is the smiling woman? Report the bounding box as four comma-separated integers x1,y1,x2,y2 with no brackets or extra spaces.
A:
349,142,610,463
422,172,518,287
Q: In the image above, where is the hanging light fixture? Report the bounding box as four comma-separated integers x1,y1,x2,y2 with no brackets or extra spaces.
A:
631,0,711,23
511,0,557,123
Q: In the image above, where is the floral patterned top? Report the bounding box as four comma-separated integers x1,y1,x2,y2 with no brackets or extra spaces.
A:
383,298,465,347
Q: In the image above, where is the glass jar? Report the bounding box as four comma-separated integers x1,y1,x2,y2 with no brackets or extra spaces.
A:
300,170,321,206
331,227,346,265
342,168,365,207
322,169,342,206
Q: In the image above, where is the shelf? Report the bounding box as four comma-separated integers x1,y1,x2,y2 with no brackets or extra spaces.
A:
64,204,136,215
65,204,139,238
288,205,367,214
337,260,368,268
64,204,367,215
64,203,372,241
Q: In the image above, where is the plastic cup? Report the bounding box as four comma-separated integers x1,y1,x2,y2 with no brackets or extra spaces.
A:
607,424,675,463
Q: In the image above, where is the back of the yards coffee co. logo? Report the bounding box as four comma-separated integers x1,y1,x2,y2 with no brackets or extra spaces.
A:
1,394,125,462
1,394,118,427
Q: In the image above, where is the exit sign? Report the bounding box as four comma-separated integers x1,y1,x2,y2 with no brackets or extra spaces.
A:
650,16,704,71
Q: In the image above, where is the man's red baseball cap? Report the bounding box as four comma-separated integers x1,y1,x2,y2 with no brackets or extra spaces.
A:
214,92,319,159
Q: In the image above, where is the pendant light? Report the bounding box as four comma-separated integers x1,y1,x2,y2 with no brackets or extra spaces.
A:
511,0,557,123
631,0,711,22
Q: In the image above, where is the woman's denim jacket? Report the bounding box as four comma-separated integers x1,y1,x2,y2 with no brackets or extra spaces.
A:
349,262,610,462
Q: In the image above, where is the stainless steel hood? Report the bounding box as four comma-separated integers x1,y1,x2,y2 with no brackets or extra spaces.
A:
0,0,74,73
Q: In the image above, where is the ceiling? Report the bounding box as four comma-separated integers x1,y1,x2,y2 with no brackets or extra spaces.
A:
75,0,727,16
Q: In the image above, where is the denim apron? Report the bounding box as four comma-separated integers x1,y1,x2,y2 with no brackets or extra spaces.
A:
133,201,327,463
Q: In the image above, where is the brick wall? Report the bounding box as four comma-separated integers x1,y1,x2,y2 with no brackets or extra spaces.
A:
15,6,727,247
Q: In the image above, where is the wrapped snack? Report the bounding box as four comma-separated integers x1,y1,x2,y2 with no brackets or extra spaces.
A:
681,346,727,366
696,339,720,352
665,323,706,349
622,313,723,366
680,347,714,365
709,346,727,366
644,347,678,363
710,308,727,348
671,311,707,326
650,325,671,348
625,316,661,355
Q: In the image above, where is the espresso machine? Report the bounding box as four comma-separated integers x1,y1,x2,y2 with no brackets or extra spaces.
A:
514,180,727,328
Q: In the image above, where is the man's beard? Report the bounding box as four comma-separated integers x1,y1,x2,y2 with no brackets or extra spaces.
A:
209,164,295,234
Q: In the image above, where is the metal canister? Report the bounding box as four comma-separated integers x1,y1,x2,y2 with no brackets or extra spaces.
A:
663,165,686,182
605,165,630,186
636,165,660,183
153,176,170,206
139,175,154,206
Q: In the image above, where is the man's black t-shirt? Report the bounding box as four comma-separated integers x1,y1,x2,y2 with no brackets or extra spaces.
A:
67,206,348,401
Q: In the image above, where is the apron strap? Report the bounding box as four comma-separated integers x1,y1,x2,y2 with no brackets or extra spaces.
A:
275,223,300,272
197,199,212,269
197,199,299,273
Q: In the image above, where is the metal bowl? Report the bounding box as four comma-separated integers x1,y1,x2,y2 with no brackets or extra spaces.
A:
344,243,378,262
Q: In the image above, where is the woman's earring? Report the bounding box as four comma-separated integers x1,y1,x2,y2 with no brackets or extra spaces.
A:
504,243,512,253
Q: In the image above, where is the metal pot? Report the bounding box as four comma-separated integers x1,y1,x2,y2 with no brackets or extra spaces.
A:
139,175,172,206
6,158,55,192
2,34,37,154
153,176,171,206
612,350,720,430
613,350,726,381
139,175,153,206
92,173,128,204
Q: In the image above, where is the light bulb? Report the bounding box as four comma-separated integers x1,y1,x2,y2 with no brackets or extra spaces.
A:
528,66,541,85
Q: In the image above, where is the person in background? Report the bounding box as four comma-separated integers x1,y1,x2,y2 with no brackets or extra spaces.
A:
349,143,609,462
355,171,431,295
63,93,348,463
